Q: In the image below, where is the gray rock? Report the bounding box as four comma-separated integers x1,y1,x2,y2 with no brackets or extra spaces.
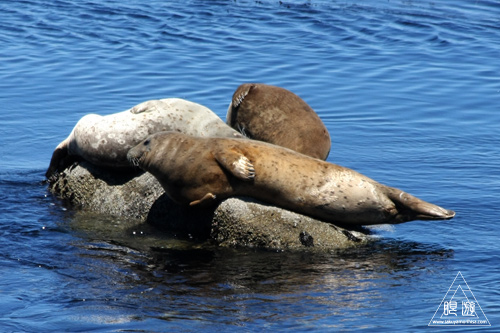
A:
48,161,371,251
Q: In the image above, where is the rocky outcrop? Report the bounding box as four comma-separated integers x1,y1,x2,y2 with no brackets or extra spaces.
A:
48,161,371,251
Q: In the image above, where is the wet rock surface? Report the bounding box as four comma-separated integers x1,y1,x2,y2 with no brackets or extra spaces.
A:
48,161,371,251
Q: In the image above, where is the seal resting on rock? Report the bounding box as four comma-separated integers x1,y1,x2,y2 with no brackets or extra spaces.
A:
46,98,242,178
127,132,455,226
226,83,331,160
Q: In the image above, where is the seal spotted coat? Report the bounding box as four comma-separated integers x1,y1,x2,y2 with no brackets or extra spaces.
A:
127,132,455,226
46,98,241,178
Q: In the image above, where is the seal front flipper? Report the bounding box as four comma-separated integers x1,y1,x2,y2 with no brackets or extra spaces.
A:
214,149,255,181
129,100,160,114
189,193,217,206
226,84,257,130
45,138,71,178
231,83,256,109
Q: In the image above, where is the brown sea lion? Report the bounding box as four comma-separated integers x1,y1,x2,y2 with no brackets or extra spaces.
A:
46,98,242,178
226,83,331,160
127,132,455,226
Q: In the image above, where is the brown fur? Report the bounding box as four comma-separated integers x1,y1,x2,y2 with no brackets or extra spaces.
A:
127,132,455,226
226,83,331,160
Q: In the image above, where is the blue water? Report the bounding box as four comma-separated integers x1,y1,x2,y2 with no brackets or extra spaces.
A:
1,0,499,331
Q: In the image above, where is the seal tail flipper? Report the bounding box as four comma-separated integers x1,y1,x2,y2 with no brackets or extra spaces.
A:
385,186,455,223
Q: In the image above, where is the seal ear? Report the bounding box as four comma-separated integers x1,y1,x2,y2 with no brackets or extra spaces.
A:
214,149,255,181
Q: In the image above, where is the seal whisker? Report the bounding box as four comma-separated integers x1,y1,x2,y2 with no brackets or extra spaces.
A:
237,124,248,137
127,156,141,167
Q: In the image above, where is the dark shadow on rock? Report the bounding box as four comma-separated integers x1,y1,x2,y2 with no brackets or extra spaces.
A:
78,161,143,186
146,193,215,240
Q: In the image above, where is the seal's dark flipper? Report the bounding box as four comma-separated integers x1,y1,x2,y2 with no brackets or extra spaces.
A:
385,187,455,223
45,145,69,179
189,193,217,206
214,149,255,181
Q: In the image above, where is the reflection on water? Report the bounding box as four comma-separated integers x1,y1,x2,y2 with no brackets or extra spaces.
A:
55,211,454,328
0,176,446,329
1,0,499,330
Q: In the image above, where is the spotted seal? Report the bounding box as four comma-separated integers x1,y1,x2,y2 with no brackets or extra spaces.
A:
127,132,455,226
45,98,241,178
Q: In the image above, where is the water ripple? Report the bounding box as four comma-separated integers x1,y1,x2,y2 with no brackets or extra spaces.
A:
1,0,499,331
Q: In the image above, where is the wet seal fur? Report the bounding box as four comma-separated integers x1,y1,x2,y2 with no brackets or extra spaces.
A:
127,132,455,226
46,98,241,178
226,83,331,160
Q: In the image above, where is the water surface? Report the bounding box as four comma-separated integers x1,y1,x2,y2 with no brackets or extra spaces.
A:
1,0,498,331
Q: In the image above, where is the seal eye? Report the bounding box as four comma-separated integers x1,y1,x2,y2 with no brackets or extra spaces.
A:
143,139,150,146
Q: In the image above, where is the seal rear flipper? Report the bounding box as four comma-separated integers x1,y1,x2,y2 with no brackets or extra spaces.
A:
189,193,217,206
214,149,255,181
385,187,456,222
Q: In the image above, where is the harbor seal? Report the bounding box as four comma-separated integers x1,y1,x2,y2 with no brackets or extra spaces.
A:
46,98,242,178
127,132,455,226
226,83,331,160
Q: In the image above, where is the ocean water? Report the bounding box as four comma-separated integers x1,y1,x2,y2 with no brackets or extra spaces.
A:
1,0,499,331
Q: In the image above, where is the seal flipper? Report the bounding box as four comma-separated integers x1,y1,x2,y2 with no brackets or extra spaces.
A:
232,83,256,108
45,139,71,178
189,193,217,206
129,100,160,114
385,186,455,223
214,149,255,181
226,83,257,129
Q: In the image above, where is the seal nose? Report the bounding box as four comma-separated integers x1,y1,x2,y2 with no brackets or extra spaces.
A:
127,146,142,167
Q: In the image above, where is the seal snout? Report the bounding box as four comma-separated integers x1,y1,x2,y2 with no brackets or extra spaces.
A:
127,139,150,167
126,148,141,167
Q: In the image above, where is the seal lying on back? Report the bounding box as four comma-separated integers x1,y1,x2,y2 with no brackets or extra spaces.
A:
127,132,455,226
46,98,241,178
226,83,331,160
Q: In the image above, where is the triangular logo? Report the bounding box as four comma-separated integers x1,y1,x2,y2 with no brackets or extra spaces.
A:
429,271,491,326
